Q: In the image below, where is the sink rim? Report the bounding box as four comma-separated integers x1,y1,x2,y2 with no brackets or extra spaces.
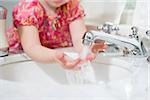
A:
0,52,141,85
0,52,135,74
0,57,139,85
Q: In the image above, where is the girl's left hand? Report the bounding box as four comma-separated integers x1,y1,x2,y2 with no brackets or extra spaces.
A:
86,40,107,61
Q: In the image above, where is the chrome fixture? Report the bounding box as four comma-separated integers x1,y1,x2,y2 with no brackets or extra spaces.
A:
97,22,119,34
82,24,148,56
129,26,139,41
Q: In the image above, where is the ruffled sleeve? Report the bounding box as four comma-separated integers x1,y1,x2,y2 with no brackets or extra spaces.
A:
61,0,85,23
13,0,43,29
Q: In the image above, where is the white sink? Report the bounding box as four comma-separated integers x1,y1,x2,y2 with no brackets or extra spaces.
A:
0,53,137,99
0,60,57,84
36,56,133,85
0,52,148,99
0,52,133,85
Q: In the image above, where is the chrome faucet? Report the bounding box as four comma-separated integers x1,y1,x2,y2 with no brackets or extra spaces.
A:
82,25,148,56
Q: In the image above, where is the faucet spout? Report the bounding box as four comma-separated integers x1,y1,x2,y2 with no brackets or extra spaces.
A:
82,30,147,56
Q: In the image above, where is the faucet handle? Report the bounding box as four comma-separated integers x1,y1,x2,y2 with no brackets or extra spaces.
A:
102,22,113,34
97,22,119,34
129,26,139,41
131,26,138,35
112,25,119,34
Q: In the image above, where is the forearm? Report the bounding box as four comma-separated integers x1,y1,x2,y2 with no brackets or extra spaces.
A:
23,44,56,63
72,32,84,53
70,19,87,53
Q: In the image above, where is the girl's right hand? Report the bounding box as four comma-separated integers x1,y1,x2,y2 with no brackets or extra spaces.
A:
54,51,81,69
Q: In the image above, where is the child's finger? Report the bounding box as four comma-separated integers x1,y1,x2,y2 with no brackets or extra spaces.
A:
86,53,96,61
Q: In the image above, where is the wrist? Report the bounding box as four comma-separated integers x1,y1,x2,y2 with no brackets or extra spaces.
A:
52,50,58,63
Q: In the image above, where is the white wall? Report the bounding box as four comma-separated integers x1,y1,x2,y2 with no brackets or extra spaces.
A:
132,0,150,29
0,0,127,27
81,0,127,25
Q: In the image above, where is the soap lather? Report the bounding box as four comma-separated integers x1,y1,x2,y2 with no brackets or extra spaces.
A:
0,6,8,57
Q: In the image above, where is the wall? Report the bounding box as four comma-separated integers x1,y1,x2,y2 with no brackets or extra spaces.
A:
81,0,127,25
132,0,150,29
0,0,131,27
120,0,136,25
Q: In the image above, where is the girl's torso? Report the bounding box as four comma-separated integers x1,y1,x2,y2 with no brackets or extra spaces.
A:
7,0,84,52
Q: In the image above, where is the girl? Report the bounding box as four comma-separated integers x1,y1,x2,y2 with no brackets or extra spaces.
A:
7,0,106,69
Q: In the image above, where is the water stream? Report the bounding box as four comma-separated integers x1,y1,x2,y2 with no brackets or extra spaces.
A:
66,45,96,84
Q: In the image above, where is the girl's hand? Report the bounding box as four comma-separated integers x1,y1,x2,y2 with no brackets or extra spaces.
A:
86,40,107,61
54,51,81,69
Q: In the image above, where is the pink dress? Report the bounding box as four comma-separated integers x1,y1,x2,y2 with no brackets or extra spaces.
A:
7,0,85,53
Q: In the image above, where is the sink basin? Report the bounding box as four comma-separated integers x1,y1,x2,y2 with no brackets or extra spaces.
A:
0,53,133,85
0,52,139,99
0,60,57,84
0,52,148,99
36,55,133,85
